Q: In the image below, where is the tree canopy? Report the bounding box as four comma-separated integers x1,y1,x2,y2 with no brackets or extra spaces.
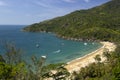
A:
24,0,120,42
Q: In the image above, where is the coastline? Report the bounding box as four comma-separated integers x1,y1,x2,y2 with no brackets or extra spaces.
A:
64,41,116,73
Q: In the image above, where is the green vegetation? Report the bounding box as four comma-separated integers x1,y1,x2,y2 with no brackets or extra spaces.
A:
23,0,120,79
0,43,120,80
0,43,69,80
24,0,120,42
0,0,120,80
72,45,120,80
42,63,70,80
0,43,27,80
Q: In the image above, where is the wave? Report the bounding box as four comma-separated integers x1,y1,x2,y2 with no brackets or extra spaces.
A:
84,43,87,45
53,50,61,53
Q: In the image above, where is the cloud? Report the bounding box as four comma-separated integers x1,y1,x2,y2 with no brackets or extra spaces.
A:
33,0,55,8
34,1,50,8
62,0,76,3
0,1,7,6
84,0,91,3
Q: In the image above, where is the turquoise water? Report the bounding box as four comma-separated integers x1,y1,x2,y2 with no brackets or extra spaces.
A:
0,25,102,64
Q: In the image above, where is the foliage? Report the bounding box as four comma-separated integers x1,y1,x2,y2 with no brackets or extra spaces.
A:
3,42,23,65
42,63,70,79
0,62,12,79
23,0,120,80
0,43,70,80
43,63,65,71
72,46,120,80
0,43,27,80
0,0,120,80
24,0,120,42
26,55,46,80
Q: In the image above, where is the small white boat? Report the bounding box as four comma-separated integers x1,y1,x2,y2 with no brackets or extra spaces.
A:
41,56,46,59
84,43,87,45
36,44,40,48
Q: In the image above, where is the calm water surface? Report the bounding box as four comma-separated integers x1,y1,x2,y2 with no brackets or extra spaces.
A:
0,25,102,64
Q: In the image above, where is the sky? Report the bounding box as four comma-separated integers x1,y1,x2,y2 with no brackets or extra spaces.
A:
0,0,110,25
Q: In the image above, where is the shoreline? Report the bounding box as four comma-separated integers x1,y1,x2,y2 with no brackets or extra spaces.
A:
64,41,116,73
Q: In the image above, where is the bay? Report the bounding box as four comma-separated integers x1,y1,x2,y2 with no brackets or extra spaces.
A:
0,25,102,64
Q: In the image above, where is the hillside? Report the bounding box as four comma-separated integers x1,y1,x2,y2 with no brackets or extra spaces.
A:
23,0,120,42
1,0,120,80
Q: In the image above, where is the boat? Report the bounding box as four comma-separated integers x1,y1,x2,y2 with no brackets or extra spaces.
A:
84,43,87,45
41,56,47,59
36,44,40,48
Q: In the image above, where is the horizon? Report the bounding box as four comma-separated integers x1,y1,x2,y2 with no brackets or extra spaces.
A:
0,0,110,25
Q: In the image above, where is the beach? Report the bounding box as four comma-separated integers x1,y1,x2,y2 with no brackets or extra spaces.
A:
65,41,116,73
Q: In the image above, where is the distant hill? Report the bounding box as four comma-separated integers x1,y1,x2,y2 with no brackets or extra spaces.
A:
23,0,120,42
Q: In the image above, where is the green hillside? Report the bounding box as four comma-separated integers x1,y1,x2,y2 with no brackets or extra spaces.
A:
1,0,120,80
23,0,120,42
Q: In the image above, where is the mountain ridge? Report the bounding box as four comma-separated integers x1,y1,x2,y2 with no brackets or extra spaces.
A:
23,0,120,42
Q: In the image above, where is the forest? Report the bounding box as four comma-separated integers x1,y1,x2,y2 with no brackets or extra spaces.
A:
0,0,120,80
24,0,120,42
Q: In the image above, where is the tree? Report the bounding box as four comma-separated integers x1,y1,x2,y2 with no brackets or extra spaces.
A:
3,42,23,65
94,55,101,63
0,42,27,80
53,66,70,80
27,55,46,80
0,55,5,62
42,63,70,80
103,49,111,62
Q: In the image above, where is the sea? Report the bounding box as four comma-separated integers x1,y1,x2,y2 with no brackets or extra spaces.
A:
0,25,102,64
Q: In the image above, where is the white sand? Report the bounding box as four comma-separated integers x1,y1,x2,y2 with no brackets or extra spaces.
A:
64,41,116,73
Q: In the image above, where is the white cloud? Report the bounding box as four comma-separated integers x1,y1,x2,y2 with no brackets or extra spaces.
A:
33,0,55,8
84,0,90,3
0,1,7,6
62,0,76,3
35,1,50,8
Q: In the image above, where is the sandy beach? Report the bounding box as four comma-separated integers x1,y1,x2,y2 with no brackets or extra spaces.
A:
64,41,116,73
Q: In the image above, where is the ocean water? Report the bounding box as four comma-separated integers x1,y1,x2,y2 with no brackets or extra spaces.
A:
0,25,102,64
